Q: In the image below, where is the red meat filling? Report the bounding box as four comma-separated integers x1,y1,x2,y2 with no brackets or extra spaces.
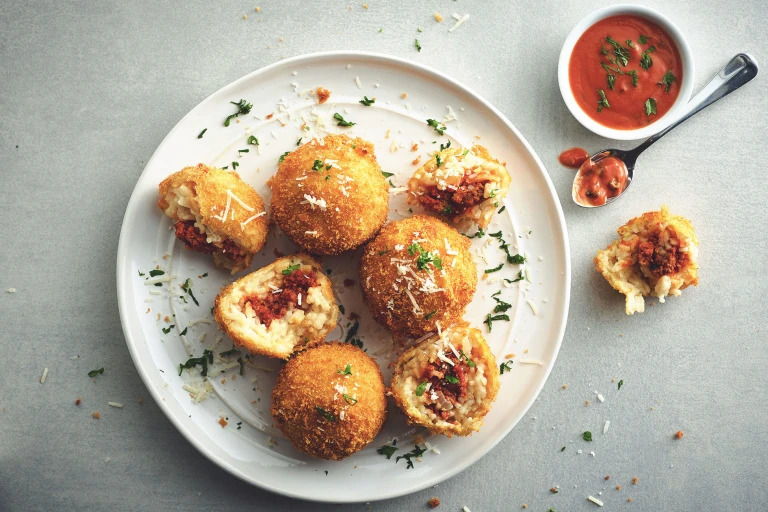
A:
637,234,688,279
420,353,470,422
419,176,489,216
243,270,318,327
174,221,246,260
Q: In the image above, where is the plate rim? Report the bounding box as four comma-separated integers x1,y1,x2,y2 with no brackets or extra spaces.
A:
116,50,572,503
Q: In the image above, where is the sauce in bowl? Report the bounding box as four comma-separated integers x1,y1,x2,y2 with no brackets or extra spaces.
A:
568,15,683,130
574,156,628,207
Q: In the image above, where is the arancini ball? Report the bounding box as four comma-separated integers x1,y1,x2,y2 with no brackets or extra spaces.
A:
359,215,477,339
269,134,389,255
271,342,387,460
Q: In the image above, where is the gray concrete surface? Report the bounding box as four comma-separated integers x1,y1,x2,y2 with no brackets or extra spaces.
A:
1,1,767,510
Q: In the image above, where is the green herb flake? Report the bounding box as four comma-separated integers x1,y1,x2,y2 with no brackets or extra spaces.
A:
415,381,428,396
333,113,356,127
161,325,174,334
238,148,249,154
88,368,104,378
485,263,504,274
583,431,593,442
618,379,624,390
282,262,303,278
337,364,353,376
607,73,616,90
343,394,358,406
180,278,199,306
149,269,165,277
278,151,290,164
597,89,610,112
381,171,395,178
625,39,635,48
640,49,654,71
561,446,566,452
311,159,323,171
314,406,336,421
508,253,526,264
425,310,437,320
338,304,346,315
377,444,398,459
178,349,213,377
627,69,639,86
605,36,630,66
247,135,259,145
500,360,514,374
396,444,427,469
359,96,375,106
659,70,677,92
180,327,188,336
345,321,359,343
224,99,252,127
197,128,207,139
638,34,649,44
220,348,240,357
645,97,657,116
237,356,245,376
444,374,460,384
414,39,422,52
426,118,446,135
439,140,451,151
464,228,485,239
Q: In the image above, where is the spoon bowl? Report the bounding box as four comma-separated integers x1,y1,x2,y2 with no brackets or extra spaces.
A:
572,53,759,208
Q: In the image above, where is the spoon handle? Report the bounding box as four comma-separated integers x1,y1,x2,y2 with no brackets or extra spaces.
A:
633,53,759,155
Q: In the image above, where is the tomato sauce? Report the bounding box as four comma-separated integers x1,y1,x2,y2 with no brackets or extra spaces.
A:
568,15,683,129
574,156,628,206
558,147,590,169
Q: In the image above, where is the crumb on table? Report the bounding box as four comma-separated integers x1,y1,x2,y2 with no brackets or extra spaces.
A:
427,497,440,508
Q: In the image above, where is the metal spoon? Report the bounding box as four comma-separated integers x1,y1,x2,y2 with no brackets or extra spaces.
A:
573,53,759,208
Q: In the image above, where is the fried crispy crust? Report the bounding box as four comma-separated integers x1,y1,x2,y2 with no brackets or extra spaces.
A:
271,342,387,460
158,163,268,272
269,134,389,255
213,253,337,359
390,324,500,437
359,215,477,339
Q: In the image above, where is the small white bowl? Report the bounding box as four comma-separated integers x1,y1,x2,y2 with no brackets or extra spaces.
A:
558,4,695,141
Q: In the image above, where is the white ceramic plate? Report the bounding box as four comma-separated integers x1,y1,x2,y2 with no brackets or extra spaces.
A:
116,51,570,503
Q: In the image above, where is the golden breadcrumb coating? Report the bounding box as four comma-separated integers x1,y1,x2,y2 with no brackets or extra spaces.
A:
158,163,268,273
359,215,477,339
390,323,499,437
407,145,510,230
595,205,699,314
214,254,337,359
269,134,389,255
271,342,387,460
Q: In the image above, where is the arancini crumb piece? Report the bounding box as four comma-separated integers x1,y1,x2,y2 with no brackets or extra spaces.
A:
675,430,684,439
428,497,440,508
633,477,639,485
316,87,331,104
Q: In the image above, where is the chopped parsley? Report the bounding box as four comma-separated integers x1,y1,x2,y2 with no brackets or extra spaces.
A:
197,128,207,139
378,248,391,256
162,325,174,334
220,348,240,357
504,270,526,284
345,321,359,343
381,171,395,178
561,446,566,452
604,36,630,66
377,443,398,459
343,394,358,406
337,364,352,376
659,70,677,92
645,97,657,116
489,188,499,198
296,137,303,146
426,118,446,135
333,113,356,126
407,242,442,271
435,153,443,168
359,96,375,106
88,368,104,378
231,161,239,170
508,253,526,264
238,148,249,153
396,445,427,469
625,39,635,48
491,291,512,313
180,278,199,306
237,356,245,376
138,270,145,277
484,313,510,332
640,46,656,71
414,39,422,52
201,272,208,278
425,310,437,320
444,374,460,384
247,135,259,145
485,263,504,274
607,73,616,90
618,379,624,390
180,327,188,336
178,349,213,377
278,151,290,163
638,34,649,44
314,406,335,421
597,89,610,112
441,206,453,215
311,159,323,171
458,350,476,368
439,140,451,151
224,99,252,127
627,69,639,86
415,381,428,396
464,228,485,239
282,263,301,275
338,304,346,315
149,269,165,277
583,431,593,442
349,338,364,349
499,360,514,374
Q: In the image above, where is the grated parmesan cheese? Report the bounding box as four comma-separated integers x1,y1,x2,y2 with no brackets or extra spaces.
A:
40,368,49,384
108,402,124,408
587,496,604,507
448,14,470,32
355,76,362,89
240,211,266,229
